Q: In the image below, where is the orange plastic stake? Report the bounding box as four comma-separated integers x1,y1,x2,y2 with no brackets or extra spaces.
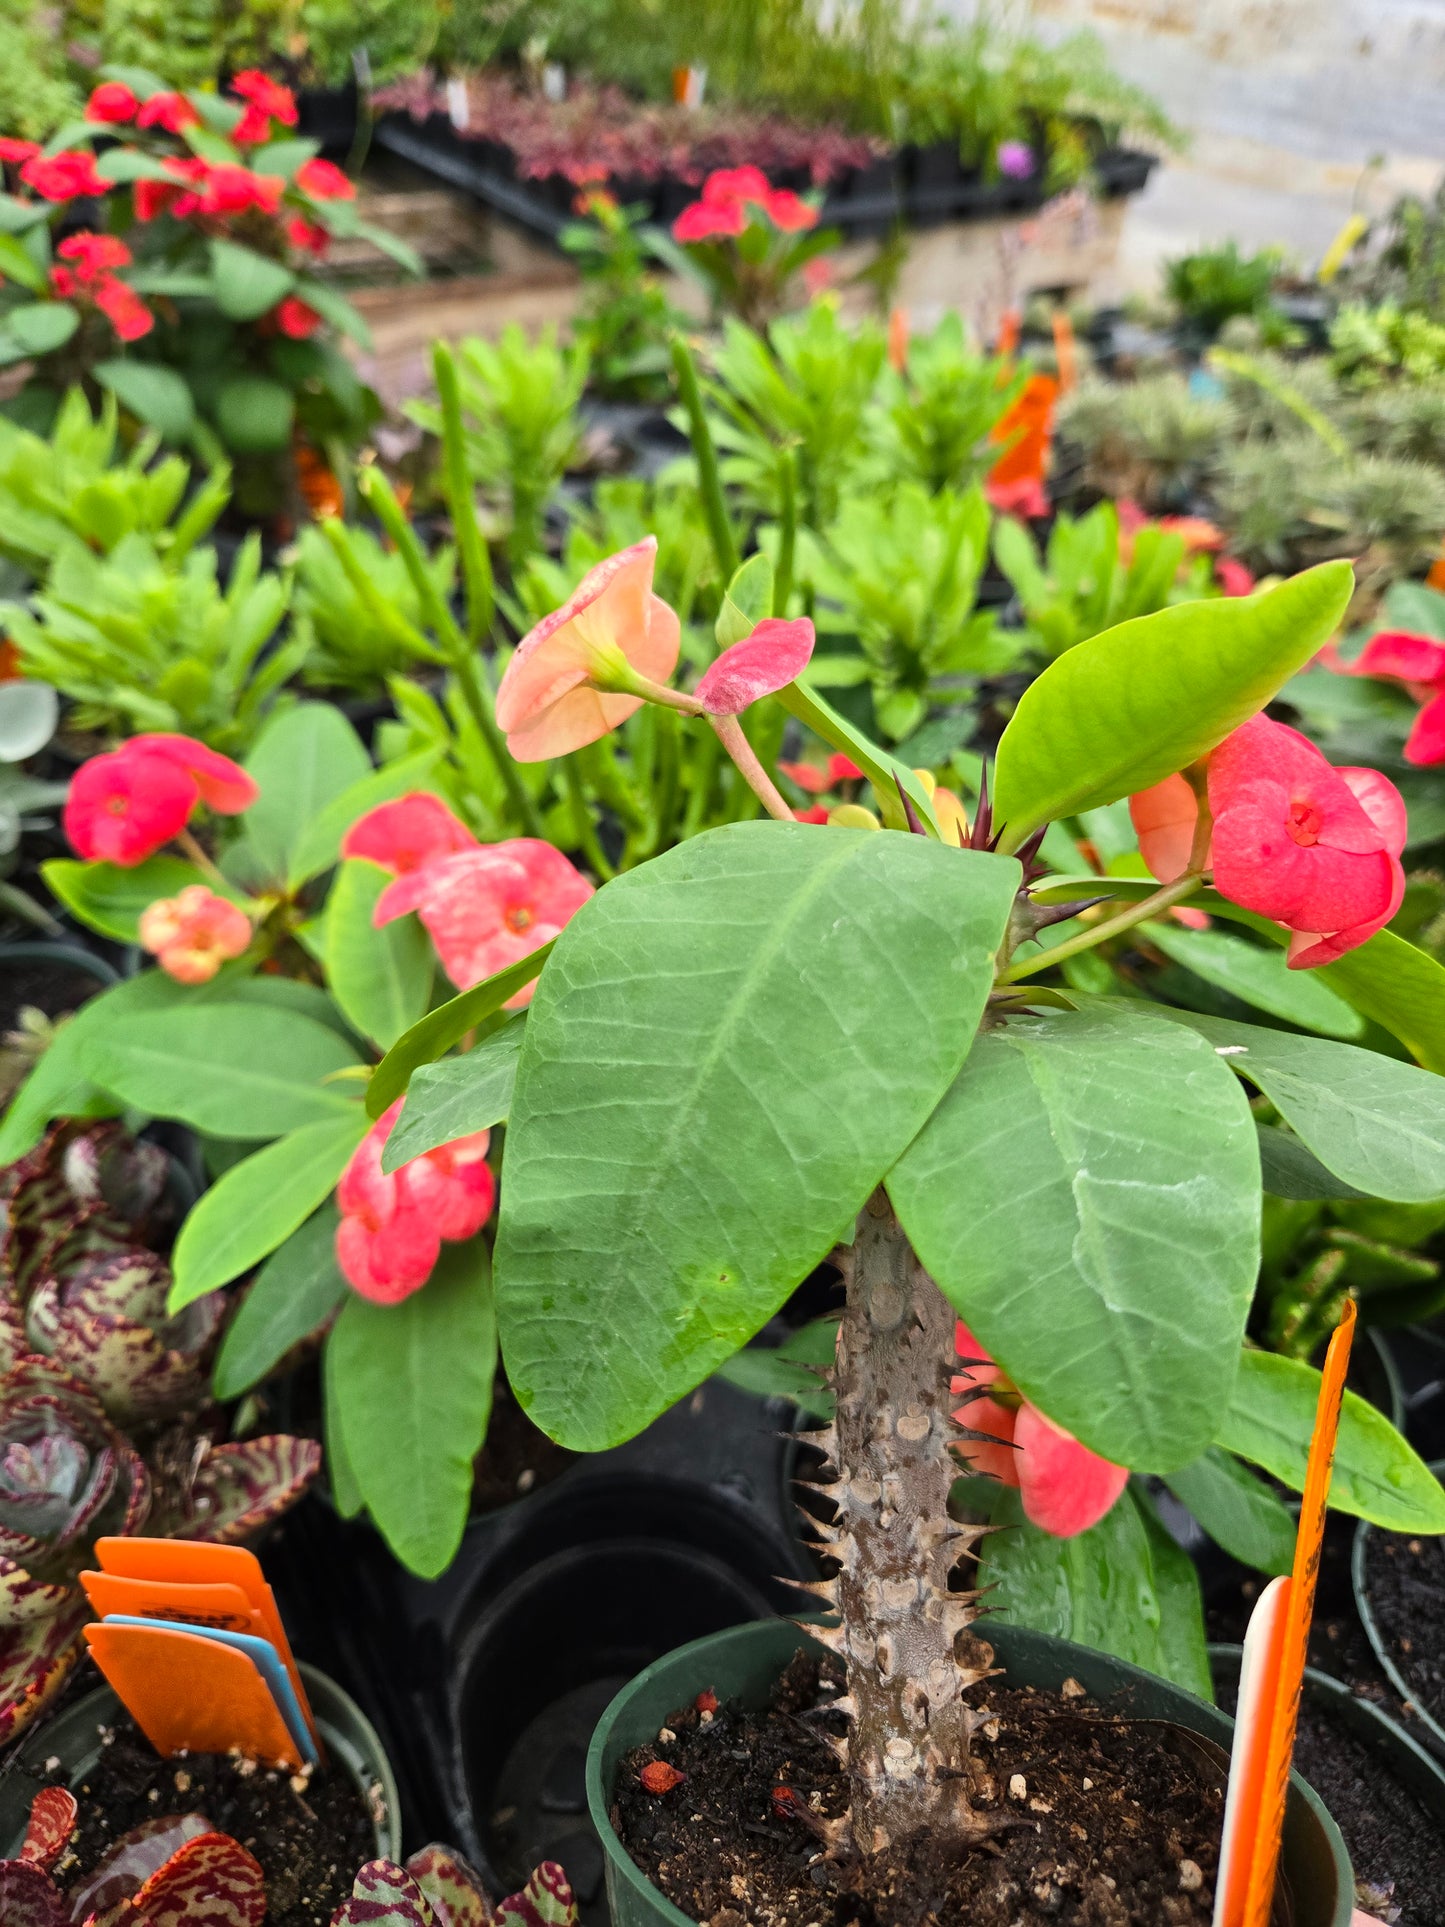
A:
92,1540,317,1747
83,1623,304,1770
80,1574,260,1635
1051,310,1078,393
1214,1301,1357,1927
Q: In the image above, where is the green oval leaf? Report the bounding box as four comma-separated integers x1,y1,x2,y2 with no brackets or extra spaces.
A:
1163,1012,1445,1202
209,238,294,321
367,946,553,1118
240,702,371,881
889,1000,1260,1471
212,1203,346,1399
1164,1446,1297,1576
215,373,294,454
495,821,1021,1452
382,1020,523,1172
7,303,79,354
1144,920,1364,1040
326,858,433,1051
41,855,224,943
325,1237,496,1578
1218,1348,1445,1531
170,1111,367,1309
80,1004,362,1139
93,360,195,440
993,561,1354,845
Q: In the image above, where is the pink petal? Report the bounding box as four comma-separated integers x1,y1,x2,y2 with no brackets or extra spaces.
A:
1351,630,1445,687
1013,1403,1129,1537
951,1391,1020,1488
696,618,815,715
1337,766,1408,856
342,793,477,875
133,734,258,813
1406,689,1445,766
375,842,593,992
1286,853,1406,968
1129,772,1201,883
778,760,829,795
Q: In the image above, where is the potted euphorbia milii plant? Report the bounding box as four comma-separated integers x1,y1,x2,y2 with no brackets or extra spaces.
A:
373,527,1445,1922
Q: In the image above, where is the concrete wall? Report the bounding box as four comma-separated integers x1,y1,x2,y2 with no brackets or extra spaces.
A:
941,0,1445,287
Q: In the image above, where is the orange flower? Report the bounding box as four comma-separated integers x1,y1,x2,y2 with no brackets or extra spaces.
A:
138,885,252,984
495,538,681,761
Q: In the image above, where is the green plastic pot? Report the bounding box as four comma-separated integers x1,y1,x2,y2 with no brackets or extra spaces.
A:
0,1661,401,1862
588,1619,1351,1927
1352,1457,1445,1751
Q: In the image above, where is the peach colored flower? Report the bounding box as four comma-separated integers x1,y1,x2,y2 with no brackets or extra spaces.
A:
495,538,681,760
138,885,252,983
374,839,593,1006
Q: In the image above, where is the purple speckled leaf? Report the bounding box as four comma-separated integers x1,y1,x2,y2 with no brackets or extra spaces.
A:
62,1127,167,1225
330,1859,434,1927
36,1252,217,1424
67,1814,214,1923
0,1859,68,1926
496,1864,578,1927
0,1586,88,1744
0,1356,153,1560
0,1299,29,1375
126,1830,264,1927
180,1436,323,1544
406,1846,492,1927
20,1787,76,1872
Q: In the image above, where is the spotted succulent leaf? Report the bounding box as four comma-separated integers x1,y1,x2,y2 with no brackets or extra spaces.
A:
497,1864,578,1927
174,1435,323,1543
406,1846,491,1927
19,1787,76,1871
30,1251,220,1424
0,1588,89,1743
330,1858,436,1927
127,1830,265,1927
69,1814,215,1924
0,1859,67,1927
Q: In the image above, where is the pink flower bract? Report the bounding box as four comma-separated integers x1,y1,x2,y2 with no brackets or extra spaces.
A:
274,295,320,339
335,1100,495,1305
136,91,198,133
231,71,298,127
342,793,479,876
139,885,251,983
58,232,131,281
1337,628,1445,767
374,839,593,1004
763,188,817,231
1129,772,1204,885
296,158,355,201
673,198,746,242
696,618,814,714
63,735,257,866
20,150,106,201
951,1321,1127,1538
495,537,681,761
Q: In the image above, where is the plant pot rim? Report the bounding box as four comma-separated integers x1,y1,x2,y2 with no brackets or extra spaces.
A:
0,1659,401,1864
586,1616,1352,1927
1352,1457,1445,1751
0,940,119,979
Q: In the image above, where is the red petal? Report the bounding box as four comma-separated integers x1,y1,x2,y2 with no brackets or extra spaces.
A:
1129,773,1201,883
1352,630,1445,687
695,619,815,715
1406,689,1445,767
1013,1403,1128,1537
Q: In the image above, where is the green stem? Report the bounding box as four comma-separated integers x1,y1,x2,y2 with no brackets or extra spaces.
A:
1000,872,1204,982
564,754,615,880
671,333,740,582
433,341,495,646
452,648,546,839
776,446,797,615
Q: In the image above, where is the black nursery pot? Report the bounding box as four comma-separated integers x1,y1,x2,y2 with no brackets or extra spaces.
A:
1353,1458,1445,1752
0,940,118,1033
0,1662,402,1860
587,1619,1352,1927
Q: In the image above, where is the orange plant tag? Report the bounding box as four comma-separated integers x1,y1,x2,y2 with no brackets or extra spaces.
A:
92,1539,317,1746
1051,311,1078,393
83,1623,304,1769
81,1573,259,1635
1214,1301,1357,1927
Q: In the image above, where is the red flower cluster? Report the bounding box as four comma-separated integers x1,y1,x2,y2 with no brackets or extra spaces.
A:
20,150,106,202
673,165,819,242
1330,628,1445,766
64,735,258,866
86,82,140,123
47,231,153,341
295,158,355,202
1130,712,1406,967
0,138,40,165
231,71,299,146
136,92,198,134
335,1099,495,1304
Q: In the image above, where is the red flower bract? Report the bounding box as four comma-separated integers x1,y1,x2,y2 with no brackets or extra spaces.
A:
1336,628,1445,767
296,158,355,201
763,187,817,231
374,839,594,1004
63,735,258,866
93,274,153,342
696,617,814,715
86,82,138,122
335,1100,494,1305
0,138,40,164
136,91,198,133
673,198,746,242
20,150,106,201
231,70,298,127
274,295,321,339
341,793,479,875
58,231,132,281
951,1321,1126,1538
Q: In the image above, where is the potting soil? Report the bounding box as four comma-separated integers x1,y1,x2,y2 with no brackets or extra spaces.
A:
36,1706,377,1927
614,1649,1222,1927
1365,1528,1445,1732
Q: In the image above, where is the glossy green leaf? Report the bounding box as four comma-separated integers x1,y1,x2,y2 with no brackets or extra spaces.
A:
170,1111,367,1310
714,1315,836,1421
1218,1348,1445,1531
94,360,194,440
495,822,1020,1451
40,855,222,942
366,947,553,1118
241,702,371,880
774,679,940,834
286,750,443,891
322,1341,365,1519
7,303,78,354
993,562,1354,845
1143,921,1363,1040
0,235,47,294
889,1000,1259,1471
716,553,774,648
326,1237,496,1577
1257,1126,1369,1202
1163,1012,1445,1203
79,1004,361,1138
382,1021,522,1172
209,239,294,321
212,1203,346,1398
979,1484,1212,1698
326,858,432,1051
1165,1446,1296,1575
215,373,294,454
